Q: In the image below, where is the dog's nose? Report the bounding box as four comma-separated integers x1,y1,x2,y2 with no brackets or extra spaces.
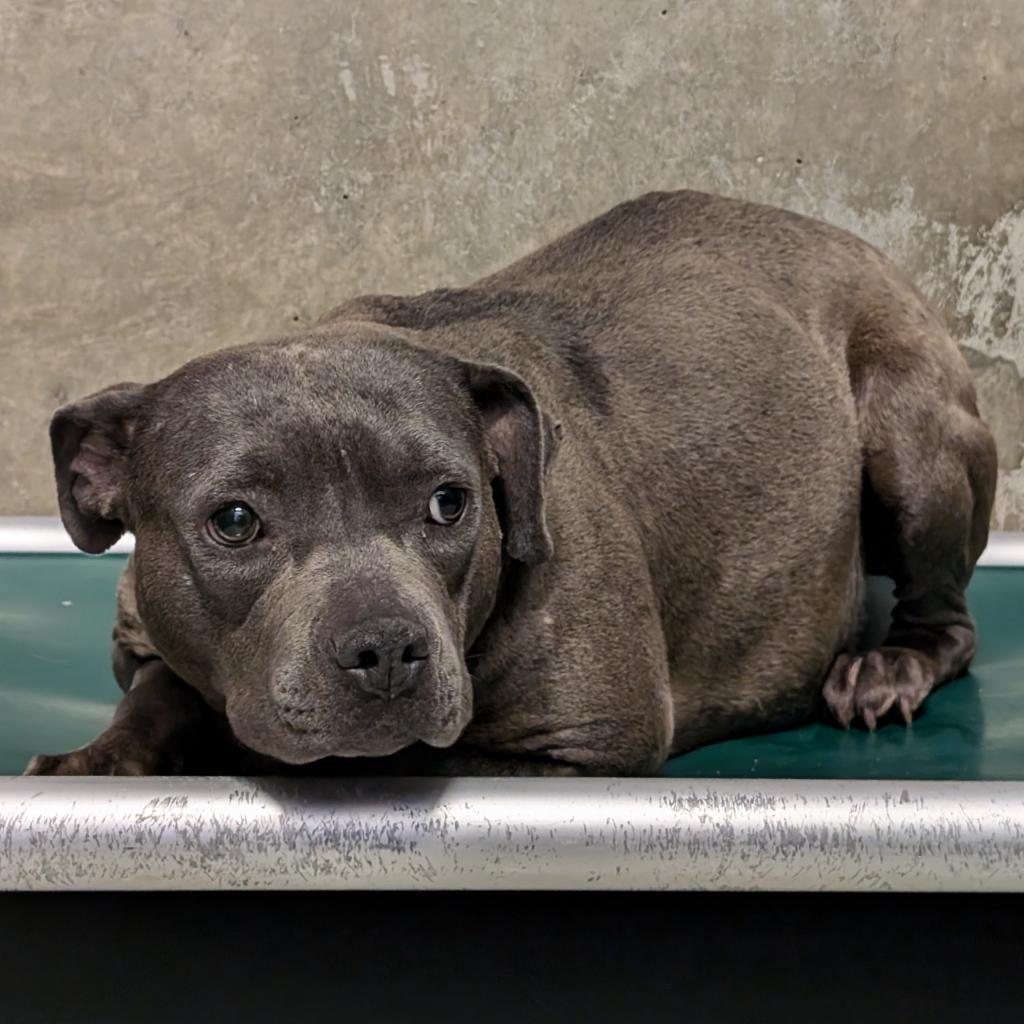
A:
332,617,430,698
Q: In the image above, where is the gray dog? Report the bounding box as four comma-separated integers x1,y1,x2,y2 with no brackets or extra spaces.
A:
26,190,996,777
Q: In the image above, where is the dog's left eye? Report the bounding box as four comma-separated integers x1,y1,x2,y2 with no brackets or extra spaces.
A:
208,503,261,545
427,486,467,525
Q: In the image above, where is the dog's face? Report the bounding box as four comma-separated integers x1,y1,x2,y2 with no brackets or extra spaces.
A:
50,327,553,762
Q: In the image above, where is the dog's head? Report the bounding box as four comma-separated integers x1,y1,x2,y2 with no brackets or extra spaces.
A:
50,327,555,762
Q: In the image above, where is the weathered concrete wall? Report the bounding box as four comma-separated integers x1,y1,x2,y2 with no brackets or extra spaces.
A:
2,0,1022,524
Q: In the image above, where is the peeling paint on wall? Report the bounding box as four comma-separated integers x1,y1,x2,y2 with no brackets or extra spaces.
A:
954,206,1024,373
994,470,1024,531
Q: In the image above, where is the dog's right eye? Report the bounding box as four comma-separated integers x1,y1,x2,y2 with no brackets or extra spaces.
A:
208,503,261,545
427,486,467,525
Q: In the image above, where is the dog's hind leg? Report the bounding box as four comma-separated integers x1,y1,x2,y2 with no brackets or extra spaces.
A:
823,311,997,729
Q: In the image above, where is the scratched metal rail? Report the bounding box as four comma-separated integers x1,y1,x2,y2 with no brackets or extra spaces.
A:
3,776,1024,891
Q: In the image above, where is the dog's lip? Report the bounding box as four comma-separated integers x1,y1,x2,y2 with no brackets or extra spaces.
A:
260,715,410,761
329,738,413,758
272,701,418,756
418,685,474,749
264,658,472,755
275,703,319,734
283,729,415,760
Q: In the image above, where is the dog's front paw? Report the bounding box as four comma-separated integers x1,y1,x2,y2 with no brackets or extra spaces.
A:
23,731,168,776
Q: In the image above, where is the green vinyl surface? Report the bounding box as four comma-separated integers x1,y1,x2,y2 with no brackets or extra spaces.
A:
0,554,1020,779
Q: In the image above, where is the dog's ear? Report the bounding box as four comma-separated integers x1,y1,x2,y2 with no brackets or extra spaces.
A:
463,362,558,566
50,382,146,554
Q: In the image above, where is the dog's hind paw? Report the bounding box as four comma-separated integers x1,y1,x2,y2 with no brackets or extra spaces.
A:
822,648,935,731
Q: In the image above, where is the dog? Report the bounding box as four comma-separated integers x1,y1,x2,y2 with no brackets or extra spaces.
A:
25,190,997,777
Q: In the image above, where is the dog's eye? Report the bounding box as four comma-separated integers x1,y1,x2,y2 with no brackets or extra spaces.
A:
208,503,260,545
427,486,467,525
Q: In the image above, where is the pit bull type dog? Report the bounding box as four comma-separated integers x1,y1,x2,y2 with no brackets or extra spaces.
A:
26,190,997,777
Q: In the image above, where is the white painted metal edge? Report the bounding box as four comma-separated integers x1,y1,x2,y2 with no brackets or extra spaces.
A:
2,776,1024,892
977,531,1024,567
1,516,1023,566
0,516,134,555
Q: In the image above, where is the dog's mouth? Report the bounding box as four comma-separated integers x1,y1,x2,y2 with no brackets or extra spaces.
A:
234,710,419,763
275,704,418,758
225,668,473,765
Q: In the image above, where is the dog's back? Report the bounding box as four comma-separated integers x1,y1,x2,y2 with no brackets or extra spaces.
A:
330,189,993,750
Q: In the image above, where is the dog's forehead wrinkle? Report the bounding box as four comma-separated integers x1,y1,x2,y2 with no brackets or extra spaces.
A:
147,340,477,470
162,328,453,397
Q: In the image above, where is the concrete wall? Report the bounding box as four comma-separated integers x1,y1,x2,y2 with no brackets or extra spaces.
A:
2,0,1023,525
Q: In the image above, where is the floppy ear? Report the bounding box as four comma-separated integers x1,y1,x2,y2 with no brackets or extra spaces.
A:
464,363,558,566
50,382,146,554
